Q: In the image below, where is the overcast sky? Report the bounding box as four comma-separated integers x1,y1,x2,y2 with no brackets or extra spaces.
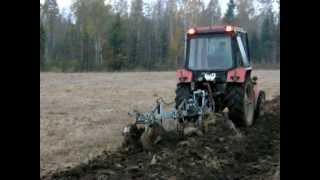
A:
40,0,278,16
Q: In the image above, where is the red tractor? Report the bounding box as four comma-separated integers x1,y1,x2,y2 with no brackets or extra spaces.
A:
123,25,266,149
176,25,265,127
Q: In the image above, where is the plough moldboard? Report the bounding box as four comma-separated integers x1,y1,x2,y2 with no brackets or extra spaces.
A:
122,90,221,150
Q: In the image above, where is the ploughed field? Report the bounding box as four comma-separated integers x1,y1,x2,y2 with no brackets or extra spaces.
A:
40,70,280,178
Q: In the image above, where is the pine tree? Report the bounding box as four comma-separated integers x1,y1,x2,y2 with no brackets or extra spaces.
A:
236,0,254,28
128,0,144,67
260,10,275,64
223,0,236,25
249,30,260,63
42,0,59,62
205,0,221,25
40,21,46,70
107,13,127,70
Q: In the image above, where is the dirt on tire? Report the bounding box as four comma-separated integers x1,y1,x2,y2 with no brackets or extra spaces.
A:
226,79,256,127
175,83,192,109
41,96,280,180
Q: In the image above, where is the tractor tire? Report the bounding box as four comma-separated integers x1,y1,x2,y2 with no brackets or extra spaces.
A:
175,83,192,109
254,91,266,119
226,79,255,127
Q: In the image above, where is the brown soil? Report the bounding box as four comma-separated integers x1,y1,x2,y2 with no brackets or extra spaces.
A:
41,96,280,180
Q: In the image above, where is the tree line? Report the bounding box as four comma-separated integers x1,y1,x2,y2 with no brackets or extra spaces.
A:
40,0,280,72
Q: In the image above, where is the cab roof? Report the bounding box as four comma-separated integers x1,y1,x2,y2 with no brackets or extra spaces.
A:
187,25,247,35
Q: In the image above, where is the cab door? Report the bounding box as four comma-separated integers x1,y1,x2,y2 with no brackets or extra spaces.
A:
236,34,251,67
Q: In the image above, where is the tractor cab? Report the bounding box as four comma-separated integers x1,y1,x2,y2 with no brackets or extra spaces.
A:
178,25,252,83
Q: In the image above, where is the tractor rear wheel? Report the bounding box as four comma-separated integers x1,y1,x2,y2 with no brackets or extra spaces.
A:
226,79,255,127
175,83,193,133
175,83,192,109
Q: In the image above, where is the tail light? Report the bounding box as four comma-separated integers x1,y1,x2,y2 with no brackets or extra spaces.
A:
176,69,192,82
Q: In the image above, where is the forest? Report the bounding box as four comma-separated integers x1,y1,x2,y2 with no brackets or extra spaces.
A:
40,0,280,72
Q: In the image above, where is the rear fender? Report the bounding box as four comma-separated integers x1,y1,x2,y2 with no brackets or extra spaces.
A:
176,69,192,83
226,67,251,83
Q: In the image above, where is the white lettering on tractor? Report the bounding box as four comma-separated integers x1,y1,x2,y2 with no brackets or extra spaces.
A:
204,73,216,81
